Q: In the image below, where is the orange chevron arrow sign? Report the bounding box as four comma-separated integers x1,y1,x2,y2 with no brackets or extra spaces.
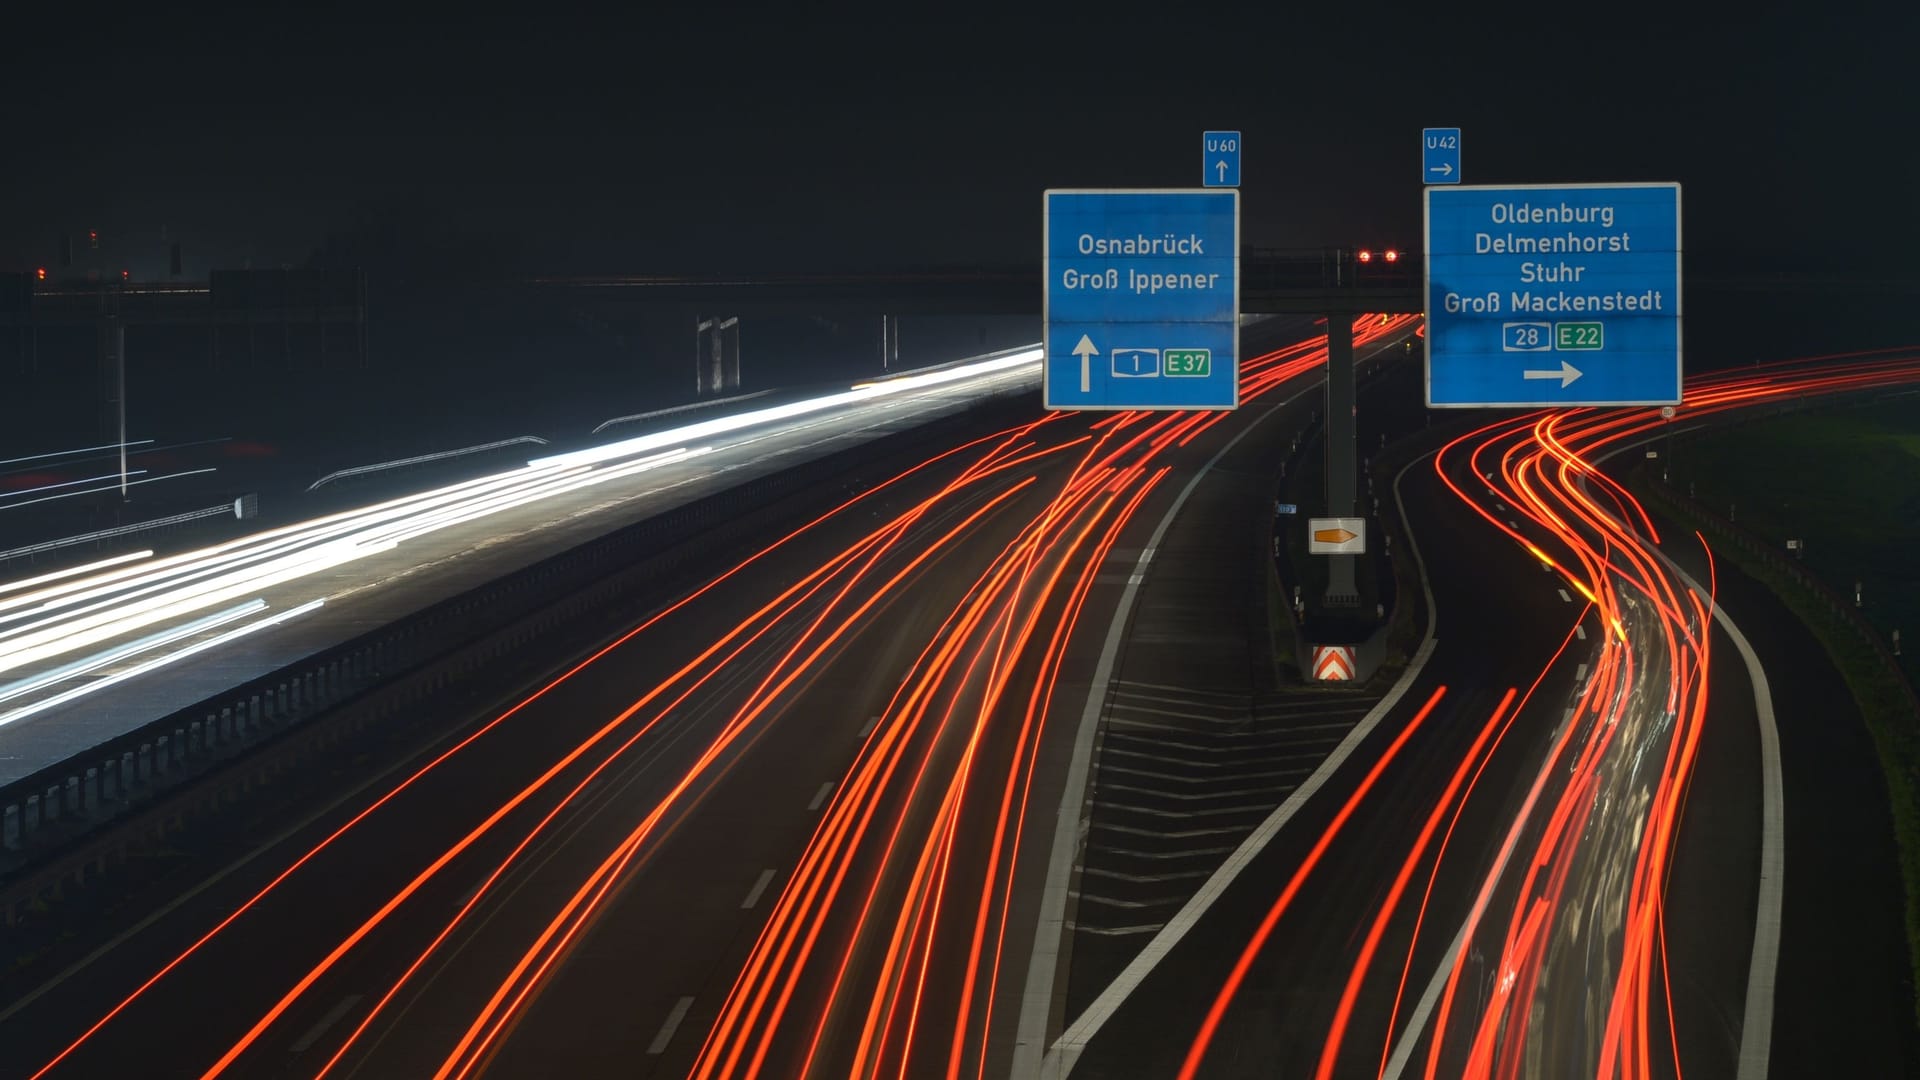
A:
1307,517,1367,554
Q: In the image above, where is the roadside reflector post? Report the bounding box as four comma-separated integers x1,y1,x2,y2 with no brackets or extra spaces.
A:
1856,581,1864,609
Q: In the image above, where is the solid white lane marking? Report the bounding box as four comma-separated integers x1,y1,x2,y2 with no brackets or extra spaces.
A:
1112,679,1244,700
1652,564,1784,1080
1100,801,1274,820
1095,821,1251,840
1100,782,1290,803
1069,923,1164,937
740,869,777,910
290,994,363,1054
1099,764,1306,786
1043,448,1443,1077
1097,746,1309,769
807,780,835,811
1077,865,1213,884
1386,430,1785,1080
1090,844,1237,861
1107,701,1247,724
1014,395,1299,1078
647,996,695,1055
1557,588,1573,603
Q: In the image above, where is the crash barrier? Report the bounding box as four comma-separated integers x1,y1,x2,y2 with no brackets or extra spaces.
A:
0,386,1035,923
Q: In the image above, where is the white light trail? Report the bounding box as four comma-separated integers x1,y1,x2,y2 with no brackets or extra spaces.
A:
0,601,267,706
533,348,1041,469
0,598,326,728
0,355,1032,694
0,551,154,599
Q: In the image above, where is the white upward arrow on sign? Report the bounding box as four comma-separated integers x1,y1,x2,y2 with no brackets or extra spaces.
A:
1215,160,1229,181
1522,360,1583,387
1073,334,1099,392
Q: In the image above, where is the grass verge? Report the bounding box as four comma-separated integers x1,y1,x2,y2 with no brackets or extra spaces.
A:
1632,469,1920,1026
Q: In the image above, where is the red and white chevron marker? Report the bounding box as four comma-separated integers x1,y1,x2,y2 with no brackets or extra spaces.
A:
1311,645,1356,682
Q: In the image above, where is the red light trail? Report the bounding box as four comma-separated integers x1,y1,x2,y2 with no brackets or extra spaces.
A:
24,318,1411,1080
1179,344,1920,1079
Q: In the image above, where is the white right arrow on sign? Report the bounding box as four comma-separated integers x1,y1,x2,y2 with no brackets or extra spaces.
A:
1522,360,1584,388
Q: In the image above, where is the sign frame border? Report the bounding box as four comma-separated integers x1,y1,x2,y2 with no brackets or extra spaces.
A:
1421,126,1462,186
1422,180,1683,409
1042,187,1242,412
1202,129,1242,188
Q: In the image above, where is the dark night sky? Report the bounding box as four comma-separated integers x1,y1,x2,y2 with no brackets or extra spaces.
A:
5,7,1917,279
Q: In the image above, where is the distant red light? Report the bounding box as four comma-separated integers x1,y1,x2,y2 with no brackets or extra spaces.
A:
1384,249,1400,262
121,269,130,281
35,268,46,281
1357,249,1373,263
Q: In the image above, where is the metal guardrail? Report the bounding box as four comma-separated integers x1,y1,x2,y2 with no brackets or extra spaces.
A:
0,502,237,563
1641,469,1920,721
0,384,1037,919
592,391,776,435
307,436,551,491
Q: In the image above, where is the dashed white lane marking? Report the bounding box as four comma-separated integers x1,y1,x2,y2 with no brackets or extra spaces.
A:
807,781,835,811
859,715,880,737
1576,624,1587,640
290,994,363,1054
1575,663,1589,682
648,996,695,1055
740,869,777,910
1557,588,1573,603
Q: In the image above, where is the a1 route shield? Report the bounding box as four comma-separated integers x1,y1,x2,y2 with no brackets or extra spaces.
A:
1044,189,1239,411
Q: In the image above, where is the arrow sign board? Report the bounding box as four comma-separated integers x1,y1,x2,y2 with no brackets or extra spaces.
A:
1423,128,1461,185
1203,130,1240,187
1044,189,1240,410
1424,182,1682,408
1308,517,1366,554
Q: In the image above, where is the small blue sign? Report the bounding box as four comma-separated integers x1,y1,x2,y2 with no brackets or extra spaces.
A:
1423,128,1461,185
1203,131,1240,187
1424,182,1682,408
1044,189,1239,411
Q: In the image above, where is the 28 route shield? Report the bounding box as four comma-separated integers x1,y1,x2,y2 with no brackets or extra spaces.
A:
1424,182,1681,408
1043,189,1240,411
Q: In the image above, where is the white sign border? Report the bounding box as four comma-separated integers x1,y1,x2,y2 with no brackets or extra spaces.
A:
1043,187,1241,412
1423,180,1683,409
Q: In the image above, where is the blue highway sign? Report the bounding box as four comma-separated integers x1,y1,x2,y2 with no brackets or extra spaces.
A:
1423,128,1461,184
1044,189,1239,410
1203,131,1240,187
1424,182,1681,408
